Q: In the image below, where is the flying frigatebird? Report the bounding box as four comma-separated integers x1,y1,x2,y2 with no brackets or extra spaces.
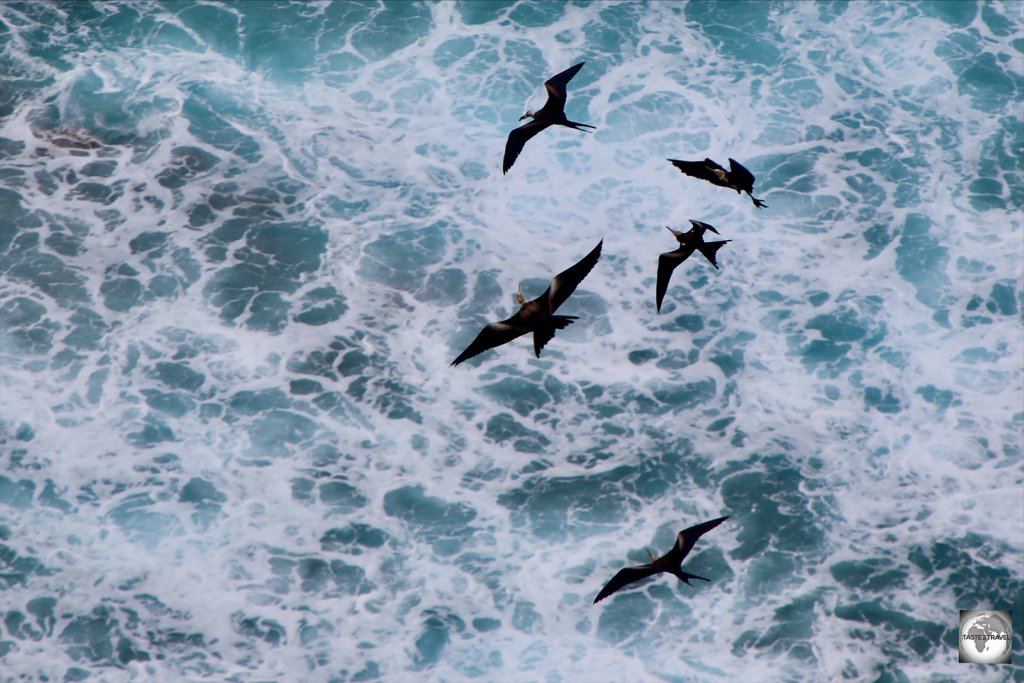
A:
593,516,729,604
668,157,767,208
503,62,596,174
451,239,603,366
656,220,731,313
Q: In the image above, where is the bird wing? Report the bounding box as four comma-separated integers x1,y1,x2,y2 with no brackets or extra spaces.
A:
503,119,550,174
594,563,662,603
543,61,586,109
668,158,722,184
670,516,730,563
727,158,756,190
450,319,528,366
543,239,603,312
688,219,720,236
695,240,731,269
656,247,694,313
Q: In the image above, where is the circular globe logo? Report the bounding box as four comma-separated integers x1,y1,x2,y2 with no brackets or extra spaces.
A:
959,610,1012,664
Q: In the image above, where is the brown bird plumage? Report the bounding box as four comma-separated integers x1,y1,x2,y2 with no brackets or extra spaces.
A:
451,240,603,366
668,157,767,208
503,62,596,174
656,220,731,313
594,516,728,604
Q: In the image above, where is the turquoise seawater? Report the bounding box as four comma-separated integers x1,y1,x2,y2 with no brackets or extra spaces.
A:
0,1,1022,681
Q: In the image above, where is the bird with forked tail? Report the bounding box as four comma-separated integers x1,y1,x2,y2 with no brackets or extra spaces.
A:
451,240,603,366
656,220,731,313
668,157,767,208
503,62,596,175
594,516,729,604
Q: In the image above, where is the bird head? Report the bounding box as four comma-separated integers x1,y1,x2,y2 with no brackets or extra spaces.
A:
515,282,527,305
519,110,535,122
665,226,683,238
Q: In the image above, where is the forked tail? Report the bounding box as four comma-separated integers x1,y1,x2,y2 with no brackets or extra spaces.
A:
533,316,578,357
748,191,768,209
676,569,711,586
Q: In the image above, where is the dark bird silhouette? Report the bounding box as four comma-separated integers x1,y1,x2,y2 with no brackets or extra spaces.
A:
668,157,767,208
503,62,595,174
451,240,603,366
594,516,729,604
656,220,731,313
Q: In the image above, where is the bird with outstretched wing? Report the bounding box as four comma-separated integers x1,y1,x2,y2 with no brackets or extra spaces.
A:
451,239,603,366
594,516,729,604
503,62,595,174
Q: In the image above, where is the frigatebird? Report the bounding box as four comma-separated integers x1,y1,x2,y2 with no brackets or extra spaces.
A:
451,240,603,366
656,220,731,313
668,157,767,208
503,62,595,174
594,516,729,604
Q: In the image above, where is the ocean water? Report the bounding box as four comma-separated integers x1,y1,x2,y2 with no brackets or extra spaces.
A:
0,1,1022,681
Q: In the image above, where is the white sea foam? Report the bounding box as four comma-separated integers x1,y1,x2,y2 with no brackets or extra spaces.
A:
0,1,1021,681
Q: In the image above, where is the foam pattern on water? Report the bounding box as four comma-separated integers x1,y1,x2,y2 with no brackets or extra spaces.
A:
0,1,1022,681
